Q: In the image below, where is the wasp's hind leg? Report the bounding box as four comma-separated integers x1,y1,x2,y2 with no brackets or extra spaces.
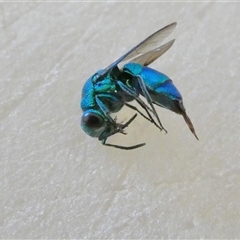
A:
136,76,167,133
125,102,162,131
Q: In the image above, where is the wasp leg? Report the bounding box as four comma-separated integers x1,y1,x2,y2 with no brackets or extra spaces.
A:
136,76,167,133
99,114,146,150
102,141,145,150
125,102,162,131
95,95,117,126
117,80,164,132
117,81,153,113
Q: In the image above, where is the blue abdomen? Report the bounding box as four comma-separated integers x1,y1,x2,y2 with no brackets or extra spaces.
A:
123,63,184,114
140,67,182,100
141,67,184,113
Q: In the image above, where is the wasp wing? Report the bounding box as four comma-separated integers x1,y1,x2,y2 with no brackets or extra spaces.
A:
130,39,175,66
100,22,177,76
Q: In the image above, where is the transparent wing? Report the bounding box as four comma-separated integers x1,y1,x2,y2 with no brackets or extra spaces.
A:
130,39,175,66
100,22,177,77
122,23,176,61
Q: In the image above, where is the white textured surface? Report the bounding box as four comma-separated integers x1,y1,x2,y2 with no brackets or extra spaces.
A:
1,2,240,238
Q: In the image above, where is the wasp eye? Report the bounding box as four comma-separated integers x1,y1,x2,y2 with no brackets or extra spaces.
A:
81,112,104,129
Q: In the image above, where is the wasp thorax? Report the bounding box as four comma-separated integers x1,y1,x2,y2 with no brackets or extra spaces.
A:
81,112,104,129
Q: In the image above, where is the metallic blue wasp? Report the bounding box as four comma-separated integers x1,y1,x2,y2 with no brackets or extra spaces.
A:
81,22,198,150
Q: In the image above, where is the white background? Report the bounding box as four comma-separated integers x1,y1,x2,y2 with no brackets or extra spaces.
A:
1,2,240,238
